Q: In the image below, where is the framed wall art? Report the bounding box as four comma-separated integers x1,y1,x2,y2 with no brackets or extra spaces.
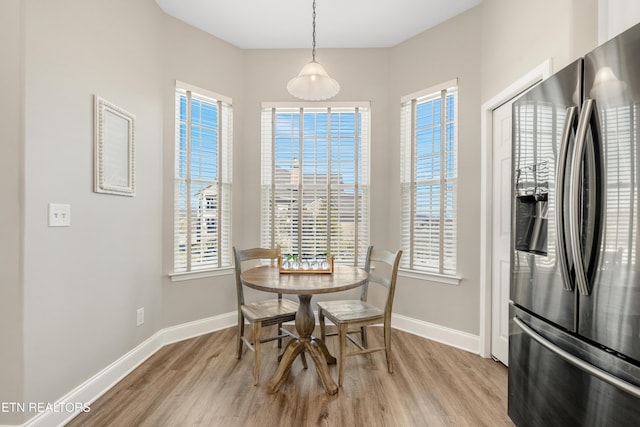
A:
94,95,135,196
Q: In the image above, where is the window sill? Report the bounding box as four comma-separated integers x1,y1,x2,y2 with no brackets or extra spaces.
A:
170,267,234,282
398,268,462,286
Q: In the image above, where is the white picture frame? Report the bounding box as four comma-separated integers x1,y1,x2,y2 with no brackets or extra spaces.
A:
94,95,135,196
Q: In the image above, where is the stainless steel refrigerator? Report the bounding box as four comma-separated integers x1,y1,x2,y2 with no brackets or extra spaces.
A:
509,22,640,426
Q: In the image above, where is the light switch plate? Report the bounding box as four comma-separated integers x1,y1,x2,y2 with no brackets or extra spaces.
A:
48,203,71,227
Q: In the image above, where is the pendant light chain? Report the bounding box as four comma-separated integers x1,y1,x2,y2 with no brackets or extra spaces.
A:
312,0,317,61
287,0,339,100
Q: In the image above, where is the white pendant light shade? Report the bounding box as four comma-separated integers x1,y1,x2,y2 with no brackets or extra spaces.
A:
287,60,340,101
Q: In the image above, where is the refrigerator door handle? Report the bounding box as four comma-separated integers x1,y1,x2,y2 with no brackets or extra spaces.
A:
556,106,578,291
569,99,595,296
514,317,640,399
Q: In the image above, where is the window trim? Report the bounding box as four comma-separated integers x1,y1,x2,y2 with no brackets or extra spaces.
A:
176,80,232,105
400,79,458,104
169,267,234,282
398,268,462,286
262,101,370,109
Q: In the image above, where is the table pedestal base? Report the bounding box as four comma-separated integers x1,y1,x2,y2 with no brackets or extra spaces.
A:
267,295,338,395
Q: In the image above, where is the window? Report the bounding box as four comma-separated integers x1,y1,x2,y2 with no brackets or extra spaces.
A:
261,103,370,265
174,81,232,273
400,80,458,275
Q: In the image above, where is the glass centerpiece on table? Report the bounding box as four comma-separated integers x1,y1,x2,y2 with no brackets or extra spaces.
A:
278,254,333,274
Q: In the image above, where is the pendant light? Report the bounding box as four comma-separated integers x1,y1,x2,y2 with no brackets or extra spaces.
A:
287,0,340,101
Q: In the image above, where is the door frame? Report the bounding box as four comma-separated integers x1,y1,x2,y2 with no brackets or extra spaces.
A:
478,59,552,358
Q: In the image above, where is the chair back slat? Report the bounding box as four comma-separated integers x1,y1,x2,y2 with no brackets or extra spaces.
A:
236,247,280,264
370,249,401,266
368,272,391,289
360,246,402,317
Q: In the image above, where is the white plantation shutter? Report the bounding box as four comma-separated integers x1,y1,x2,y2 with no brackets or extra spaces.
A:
174,82,232,273
400,81,458,275
261,103,370,266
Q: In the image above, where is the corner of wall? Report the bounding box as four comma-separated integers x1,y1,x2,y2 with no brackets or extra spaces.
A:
0,0,25,424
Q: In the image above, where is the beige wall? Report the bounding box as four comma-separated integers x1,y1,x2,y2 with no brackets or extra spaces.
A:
388,7,484,333
3,0,603,423
0,0,25,424
481,0,598,103
21,0,165,408
599,0,640,43
159,10,243,328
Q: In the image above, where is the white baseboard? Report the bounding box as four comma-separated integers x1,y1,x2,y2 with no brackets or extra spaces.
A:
20,311,478,427
392,313,480,354
161,311,237,346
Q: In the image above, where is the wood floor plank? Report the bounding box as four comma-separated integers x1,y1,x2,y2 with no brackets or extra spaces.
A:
67,326,513,426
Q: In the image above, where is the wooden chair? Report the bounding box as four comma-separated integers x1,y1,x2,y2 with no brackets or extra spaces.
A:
233,246,306,385
317,246,402,387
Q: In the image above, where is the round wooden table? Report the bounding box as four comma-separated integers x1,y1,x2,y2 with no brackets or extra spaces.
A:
240,264,368,395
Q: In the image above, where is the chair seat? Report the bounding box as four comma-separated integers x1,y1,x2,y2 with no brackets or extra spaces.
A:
241,298,299,324
317,300,384,324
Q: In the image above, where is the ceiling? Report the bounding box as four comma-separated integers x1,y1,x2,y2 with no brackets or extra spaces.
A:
155,0,482,49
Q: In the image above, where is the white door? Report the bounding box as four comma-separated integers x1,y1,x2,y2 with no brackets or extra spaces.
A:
490,100,513,365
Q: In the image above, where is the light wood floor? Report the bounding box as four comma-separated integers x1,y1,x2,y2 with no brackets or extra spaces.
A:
67,326,513,426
